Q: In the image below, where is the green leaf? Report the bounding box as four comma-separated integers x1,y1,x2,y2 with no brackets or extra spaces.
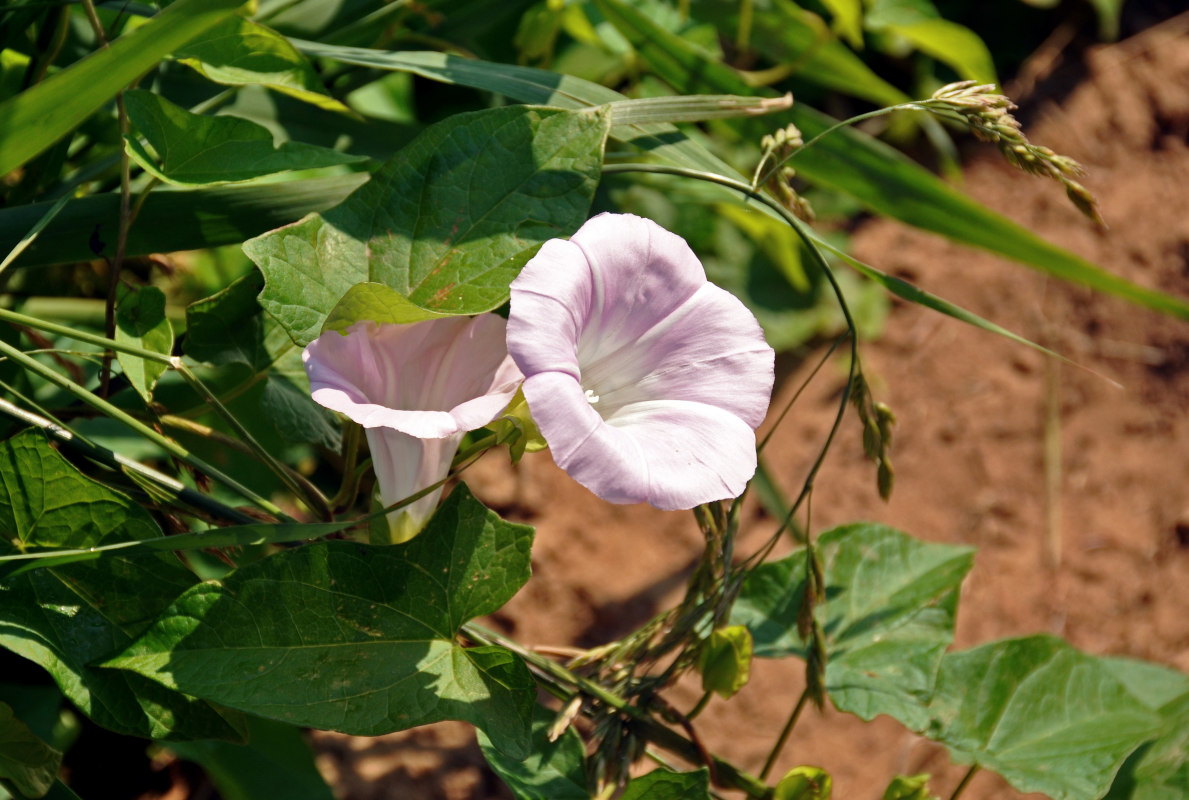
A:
243,104,609,345
0,701,61,799
174,16,349,112
183,271,337,449
185,270,292,371
1099,658,1189,712
1104,691,1189,800
823,241,1069,361
105,485,537,757
605,93,793,126
0,0,246,176
322,283,452,336
731,524,974,730
774,766,832,800
925,636,1162,800
115,285,173,402
288,42,733,175
873,19,997,83
863,0,940,26
586,0,1189,320
0,430,244,741
168,716,334,800
0,518,366,575
123,90,365,186
1088,0,1123,39
691,0,908,106
478,705,590,800
0,174,369,268
621,768,711,800
820,0,865,48
255,374,339,451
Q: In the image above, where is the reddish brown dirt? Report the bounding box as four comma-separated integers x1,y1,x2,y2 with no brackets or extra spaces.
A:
312,15,1189,800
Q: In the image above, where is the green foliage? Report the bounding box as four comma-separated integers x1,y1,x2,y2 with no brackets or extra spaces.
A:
115,285,173,402
167,716,334,800
173,16,348,112
864,0,997,82
0,701,61,799
0,431,244,741
881,774,937,800
732,524,975,730
478,706,591,800
104,485,537,757
926,636,1162,800
1105,691,1189,800
123,90,366,186
322,283,452,336
0,174,369,268
690,0,910,106
0,2,1182,797
0,0,245,177
620,768,711,799
698,625,753,699
244,104,610,345
183,270,338,450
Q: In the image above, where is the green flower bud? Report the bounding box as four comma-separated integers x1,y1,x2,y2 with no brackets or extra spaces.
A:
775,766,832,800
881,774,938,800
697,625,753,699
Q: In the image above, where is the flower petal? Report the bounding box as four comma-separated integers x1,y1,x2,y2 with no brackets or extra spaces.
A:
610,399,759,510
590,283,774,429
509,212,774,510
304,316,522,439
569,213,706,363
304,313,524,542
520,371,649,505
523,371,758,509
505,238,592,379
367,426,462,543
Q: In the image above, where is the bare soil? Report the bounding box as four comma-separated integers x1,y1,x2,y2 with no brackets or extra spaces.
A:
311,14,1189,800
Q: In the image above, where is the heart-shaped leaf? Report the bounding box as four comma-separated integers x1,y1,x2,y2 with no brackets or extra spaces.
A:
243,104,609,346
105,485,537,757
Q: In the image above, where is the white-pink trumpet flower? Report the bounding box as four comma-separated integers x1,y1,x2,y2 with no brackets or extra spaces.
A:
303,316,523,542
506,212,775,510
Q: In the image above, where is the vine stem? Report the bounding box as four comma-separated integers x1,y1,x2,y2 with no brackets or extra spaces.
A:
0,306,330,518
171,358,332,519
950,765,980,800
759,688,809,780
0,395,255,526
0,337,292,521
686,690,713,719
78,0,133,398
464,622,774,799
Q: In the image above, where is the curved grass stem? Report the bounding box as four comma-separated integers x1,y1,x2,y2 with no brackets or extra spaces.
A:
0,336,292,520
0,306,330,518
0,393,255,526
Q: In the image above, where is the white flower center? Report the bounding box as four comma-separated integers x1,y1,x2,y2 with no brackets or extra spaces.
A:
584,388,601,405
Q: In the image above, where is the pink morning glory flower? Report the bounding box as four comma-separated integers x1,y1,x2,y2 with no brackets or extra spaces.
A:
506,212,775,510
303,316,523,542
